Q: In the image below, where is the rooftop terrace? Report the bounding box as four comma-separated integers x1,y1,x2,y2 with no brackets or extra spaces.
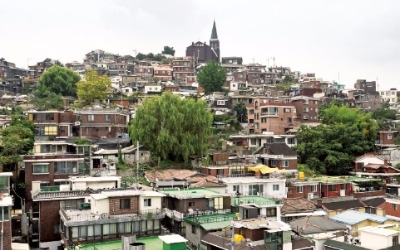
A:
76,236,163,250
160,188,224,199
231,196,280,207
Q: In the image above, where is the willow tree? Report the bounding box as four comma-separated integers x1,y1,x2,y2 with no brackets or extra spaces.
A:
129,92,213,165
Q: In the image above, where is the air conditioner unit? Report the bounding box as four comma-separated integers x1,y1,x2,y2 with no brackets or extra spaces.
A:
74,121,81,126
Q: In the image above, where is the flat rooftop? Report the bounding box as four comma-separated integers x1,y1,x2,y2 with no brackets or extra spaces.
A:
184,213,236,231
231,196,280,206
160,188,224,199
76,236,163,250
219,176,284,184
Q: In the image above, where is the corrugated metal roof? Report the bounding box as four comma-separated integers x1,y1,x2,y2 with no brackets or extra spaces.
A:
330,210,398,226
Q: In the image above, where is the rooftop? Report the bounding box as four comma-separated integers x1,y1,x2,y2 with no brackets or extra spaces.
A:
330,210,400,226
160,188,224,199
76,236,163,250
359,225,399,236
289,216,348,235
231,196,280,207
184,213,237,231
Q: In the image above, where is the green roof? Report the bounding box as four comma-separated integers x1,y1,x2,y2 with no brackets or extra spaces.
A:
76,236,163,250
184,213,236,231
231,196,280,206
160,188,223,199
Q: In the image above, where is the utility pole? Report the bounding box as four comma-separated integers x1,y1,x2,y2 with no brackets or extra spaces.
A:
136,141,139,189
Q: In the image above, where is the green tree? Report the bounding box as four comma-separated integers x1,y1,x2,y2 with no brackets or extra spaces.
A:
0,115,35,172
162,46,175,56
197,61,227,95
77,69,111,104
33,90,64,110
37,65,80,96
295,104,378,175
233,102,247,123
371,106,397,130
129,92,213,165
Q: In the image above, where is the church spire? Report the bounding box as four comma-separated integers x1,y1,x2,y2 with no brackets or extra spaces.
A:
210,20,218,40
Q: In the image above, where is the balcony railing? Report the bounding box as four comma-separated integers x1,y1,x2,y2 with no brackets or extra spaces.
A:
60,207,164,222
164,208,231,221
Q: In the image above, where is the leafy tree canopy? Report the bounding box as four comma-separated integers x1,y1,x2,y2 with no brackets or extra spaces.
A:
129,92,213,165
77,69,111,104
33,90,64,111
162,46,175,56
0,115,35,171
371,106,397,130
197,61,227,95
136,52,167,61
37,65,80,96
233,102,247,123
295,104,378,175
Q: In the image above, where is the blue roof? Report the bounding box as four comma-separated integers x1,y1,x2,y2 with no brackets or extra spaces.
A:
330,210,397,226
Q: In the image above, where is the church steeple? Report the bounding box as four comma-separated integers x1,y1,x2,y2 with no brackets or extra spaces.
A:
210,20,218,40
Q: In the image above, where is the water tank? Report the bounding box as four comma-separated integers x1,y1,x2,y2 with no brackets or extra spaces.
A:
234,234,244,243
130,242,145,250
298,172,304,180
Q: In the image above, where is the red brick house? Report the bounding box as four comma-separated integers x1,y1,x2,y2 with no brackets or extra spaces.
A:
378,131,399,146
291,96,320,123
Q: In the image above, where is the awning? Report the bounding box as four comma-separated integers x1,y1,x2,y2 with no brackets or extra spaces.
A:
248,164,285,174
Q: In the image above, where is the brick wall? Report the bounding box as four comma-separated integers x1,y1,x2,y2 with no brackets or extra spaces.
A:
177,198,209,213
109,196,139,215
40,200,61,243
2,220,12,250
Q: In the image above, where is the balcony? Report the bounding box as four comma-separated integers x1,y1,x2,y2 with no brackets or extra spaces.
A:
163,208,231,221
60,206,164,226
260,112,278,117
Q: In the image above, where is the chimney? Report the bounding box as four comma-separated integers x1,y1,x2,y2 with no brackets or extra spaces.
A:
384,159,389,167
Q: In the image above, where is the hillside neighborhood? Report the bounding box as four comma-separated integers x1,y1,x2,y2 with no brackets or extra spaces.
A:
1,21,400,250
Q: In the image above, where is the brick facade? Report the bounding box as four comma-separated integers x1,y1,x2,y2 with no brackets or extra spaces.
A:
39,200,61,243
109,196,139,215
1,220,12,250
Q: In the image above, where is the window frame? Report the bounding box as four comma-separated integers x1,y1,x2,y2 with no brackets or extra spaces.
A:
120,198,131,209
32,164,49,174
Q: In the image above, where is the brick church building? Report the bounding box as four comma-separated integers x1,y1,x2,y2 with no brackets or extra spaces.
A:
186,21,220,64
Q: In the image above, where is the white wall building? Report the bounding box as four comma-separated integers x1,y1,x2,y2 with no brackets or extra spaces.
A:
358,225,400,250
220,176,286,199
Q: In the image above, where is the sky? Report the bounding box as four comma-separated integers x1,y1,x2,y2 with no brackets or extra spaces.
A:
1,0,400,90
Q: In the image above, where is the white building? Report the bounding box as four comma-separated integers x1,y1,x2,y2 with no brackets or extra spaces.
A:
220,176,286,199
358,225,400,249
144,85,162,94
380,88,398,106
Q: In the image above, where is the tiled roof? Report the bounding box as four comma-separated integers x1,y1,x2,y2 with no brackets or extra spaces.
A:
292,237,314,250
330,210,398,226
289,216,348,235
322,199,365,211
264,143,297,156
363,197,386,207
281,198,317,214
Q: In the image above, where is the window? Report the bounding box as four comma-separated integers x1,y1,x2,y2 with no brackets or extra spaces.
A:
233,185,240,193
287,138,296,144
282,160,289,168
33,164,49,174
303,107,309,113
120,199,131,209
296,186,303,193
248,184,264,195
284,108,291,113
35,125,58,136
105,114,111,121
311,185,317,192
261,117,267,123
271,160,277,166
144,198,152,207
0,207,10,221
328,185,336,191
188,202,195,207
266,208,276,217
273,184,279,191
191,225,196,234
392,204,397,211
393,235,399,246
217,100,226,106
54,161,78,174
88,114,94,121
388,134,393,140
